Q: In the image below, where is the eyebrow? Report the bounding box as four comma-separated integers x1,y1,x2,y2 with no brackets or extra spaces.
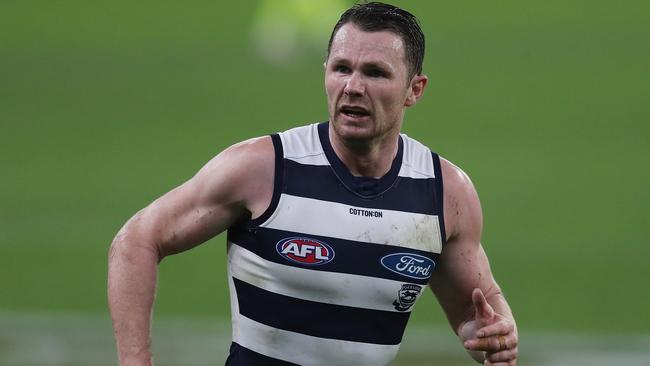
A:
329,57,393,72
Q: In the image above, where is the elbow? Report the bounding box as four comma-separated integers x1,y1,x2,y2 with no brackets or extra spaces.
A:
109,223,164,266
108,229,127,266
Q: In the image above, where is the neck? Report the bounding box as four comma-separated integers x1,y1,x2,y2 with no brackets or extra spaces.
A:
328,126,400,178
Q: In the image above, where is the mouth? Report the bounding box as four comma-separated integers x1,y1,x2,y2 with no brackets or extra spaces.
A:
339,105,371,119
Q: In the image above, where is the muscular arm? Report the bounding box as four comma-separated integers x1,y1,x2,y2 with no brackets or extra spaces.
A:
107,137,274,366
429,158,518,365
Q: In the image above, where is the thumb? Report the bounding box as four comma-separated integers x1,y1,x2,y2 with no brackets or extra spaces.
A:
472,288,495,324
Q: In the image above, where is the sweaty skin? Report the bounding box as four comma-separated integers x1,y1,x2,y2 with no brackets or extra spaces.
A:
108,23,518,366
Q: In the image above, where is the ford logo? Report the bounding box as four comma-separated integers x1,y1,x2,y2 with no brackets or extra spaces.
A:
381,253,435,280
276,237,335,265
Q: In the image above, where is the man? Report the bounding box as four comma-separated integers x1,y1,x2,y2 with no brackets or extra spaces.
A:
108,2,518,365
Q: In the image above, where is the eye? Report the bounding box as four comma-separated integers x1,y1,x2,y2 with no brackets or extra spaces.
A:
333,64,351,74
366,68,387,78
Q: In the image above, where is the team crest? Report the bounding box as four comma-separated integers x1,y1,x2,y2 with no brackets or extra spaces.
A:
393,284,422,312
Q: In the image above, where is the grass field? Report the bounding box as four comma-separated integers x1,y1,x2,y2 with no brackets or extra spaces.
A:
2,311,649,365
1,0,649,364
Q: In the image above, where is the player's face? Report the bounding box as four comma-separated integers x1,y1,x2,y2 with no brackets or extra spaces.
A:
325,23,426,144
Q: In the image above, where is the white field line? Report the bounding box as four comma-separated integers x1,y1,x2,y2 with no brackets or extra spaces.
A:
0,310,649,366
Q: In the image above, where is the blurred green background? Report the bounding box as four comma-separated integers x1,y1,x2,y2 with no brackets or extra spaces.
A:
1,0,649,365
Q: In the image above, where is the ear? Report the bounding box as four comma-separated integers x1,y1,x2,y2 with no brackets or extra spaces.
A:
404,74,428,107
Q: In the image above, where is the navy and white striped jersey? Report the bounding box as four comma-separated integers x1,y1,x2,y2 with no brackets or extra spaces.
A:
225,122,446,366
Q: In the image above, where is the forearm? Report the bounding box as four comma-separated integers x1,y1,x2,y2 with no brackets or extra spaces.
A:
108,235,160,366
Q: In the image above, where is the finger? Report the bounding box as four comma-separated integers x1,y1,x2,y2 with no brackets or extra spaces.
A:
464,336,499,351
466,334,514,352
485,348,518,364
472,288,495,322
484,362,515,366
477,320,514,338
484,358,517,366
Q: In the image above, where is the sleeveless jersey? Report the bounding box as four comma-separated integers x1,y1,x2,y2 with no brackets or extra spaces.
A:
225,122,446,366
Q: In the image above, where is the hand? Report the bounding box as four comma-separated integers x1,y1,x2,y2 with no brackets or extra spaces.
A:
463,288,518,365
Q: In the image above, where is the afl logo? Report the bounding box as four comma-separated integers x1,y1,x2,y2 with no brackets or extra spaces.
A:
276,237,335,265
381,253,435,280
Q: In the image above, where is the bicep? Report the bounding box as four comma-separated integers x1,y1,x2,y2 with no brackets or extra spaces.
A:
120,137,273,259
132,176,245,258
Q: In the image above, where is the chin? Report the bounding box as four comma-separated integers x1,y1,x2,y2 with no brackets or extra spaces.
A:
331,119,377,142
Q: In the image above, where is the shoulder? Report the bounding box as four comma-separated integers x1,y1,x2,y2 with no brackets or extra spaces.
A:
439,157,483,241
191,135,276,212
440,157,476,200
198,135,274,181
218,135,275,168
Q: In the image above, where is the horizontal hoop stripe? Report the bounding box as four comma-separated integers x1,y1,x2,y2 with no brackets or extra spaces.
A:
232,314,401,366
226,122,447,365
318,122,403,197
226,342,299,366
228,228,438,285
260,194,442,254
233,278,410,345
284,159,437,215
228,243,425,312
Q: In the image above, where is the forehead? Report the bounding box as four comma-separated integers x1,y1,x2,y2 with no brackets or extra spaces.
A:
329,23,406,66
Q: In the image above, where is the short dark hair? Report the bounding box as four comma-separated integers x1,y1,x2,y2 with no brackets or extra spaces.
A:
327,2,425,78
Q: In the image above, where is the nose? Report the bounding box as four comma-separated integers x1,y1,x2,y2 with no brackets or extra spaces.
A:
344,72,364,97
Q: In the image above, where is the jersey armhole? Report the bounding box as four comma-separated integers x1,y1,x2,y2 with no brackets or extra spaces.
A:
249,133,284,227
431,152,447,246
